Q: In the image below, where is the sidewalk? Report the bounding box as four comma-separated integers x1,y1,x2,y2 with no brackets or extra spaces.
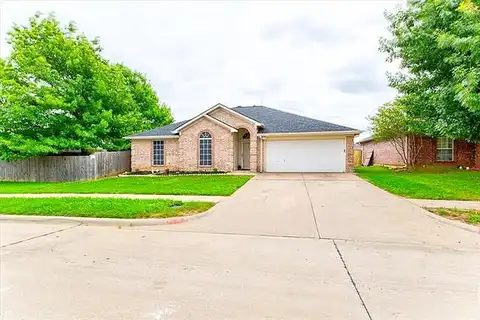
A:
0,193,227,203
409,199,480,210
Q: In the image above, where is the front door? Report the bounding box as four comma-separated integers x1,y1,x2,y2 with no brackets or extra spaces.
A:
242,141,250,170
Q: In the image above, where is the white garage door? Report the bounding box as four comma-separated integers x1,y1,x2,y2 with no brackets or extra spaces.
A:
265,139,346,172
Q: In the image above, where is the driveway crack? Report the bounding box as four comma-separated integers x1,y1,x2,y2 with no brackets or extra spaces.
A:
1,222,82,248
333,239,372,320
302,173,321,239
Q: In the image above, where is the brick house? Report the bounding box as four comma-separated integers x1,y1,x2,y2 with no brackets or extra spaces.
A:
125,103,360,173
359,135,480,168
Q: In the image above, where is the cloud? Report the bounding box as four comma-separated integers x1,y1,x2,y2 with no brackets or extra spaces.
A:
0,0,404,130
263,17,352,44
329,58,390,94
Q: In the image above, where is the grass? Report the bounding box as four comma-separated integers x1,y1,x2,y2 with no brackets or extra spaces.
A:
355,166,480,200
0,198,215,219
427,208,480,226
0,175,252,196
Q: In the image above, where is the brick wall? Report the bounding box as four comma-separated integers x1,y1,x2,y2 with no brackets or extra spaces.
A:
475,143,480,168
208,108,258,172
345,136,354,172
361,140,405,166
178,117,234,172
360,137,477,167
131,139,179,171
414,137,476,167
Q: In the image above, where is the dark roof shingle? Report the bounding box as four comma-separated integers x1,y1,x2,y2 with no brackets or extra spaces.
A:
127,105,358,137
126,120,188,137
232,106,358,133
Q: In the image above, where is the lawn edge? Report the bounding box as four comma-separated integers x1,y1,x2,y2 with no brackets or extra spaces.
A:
421,208,479,234
0,208,214,227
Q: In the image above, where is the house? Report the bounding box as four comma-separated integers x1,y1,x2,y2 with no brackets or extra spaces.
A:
125,103,360,173
358,135,480,168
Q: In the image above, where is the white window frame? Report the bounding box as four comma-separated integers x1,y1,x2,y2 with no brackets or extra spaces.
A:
436,137,454,162
152,140,165,166
199,132,212,167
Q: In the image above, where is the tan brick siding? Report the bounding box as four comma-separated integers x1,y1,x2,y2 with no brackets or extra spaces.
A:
345,136,354,172
209,108,258,172
131,139,179,171
178,117,234,172
257,137,264,172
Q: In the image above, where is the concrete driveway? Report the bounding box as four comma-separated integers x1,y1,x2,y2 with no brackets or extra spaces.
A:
1,173,479,319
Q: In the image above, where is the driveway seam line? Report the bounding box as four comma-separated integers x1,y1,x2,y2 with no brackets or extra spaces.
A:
129,228,318,240
0,222,82,248
333,239,372,320
302,173,321,239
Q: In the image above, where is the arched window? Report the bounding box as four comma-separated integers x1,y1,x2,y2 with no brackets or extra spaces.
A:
199,132,212,166
242,132,250,139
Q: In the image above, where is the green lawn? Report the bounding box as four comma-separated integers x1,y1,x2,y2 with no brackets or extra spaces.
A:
0,175,252,196
427,208,480,226
0,198,214,219
355,166,480,200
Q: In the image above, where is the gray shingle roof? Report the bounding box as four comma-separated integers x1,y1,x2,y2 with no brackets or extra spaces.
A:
357,135,373,144
232,106,358,133
126,120,189,137
127,106,358,137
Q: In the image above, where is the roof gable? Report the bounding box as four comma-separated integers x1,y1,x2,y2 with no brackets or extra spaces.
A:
172,103,262,134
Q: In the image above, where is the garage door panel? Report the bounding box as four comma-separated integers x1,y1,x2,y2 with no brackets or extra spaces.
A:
265,139,346,172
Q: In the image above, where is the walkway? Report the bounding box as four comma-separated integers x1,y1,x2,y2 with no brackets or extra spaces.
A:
0,193,226,203
409,199,480,210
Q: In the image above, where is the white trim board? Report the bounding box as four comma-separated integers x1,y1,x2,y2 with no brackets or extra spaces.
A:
259,130,361,137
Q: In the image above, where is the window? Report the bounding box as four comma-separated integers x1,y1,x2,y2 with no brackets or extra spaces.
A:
242,132,250,139
436,137,454,161
199,132,212,166
152,141,165,165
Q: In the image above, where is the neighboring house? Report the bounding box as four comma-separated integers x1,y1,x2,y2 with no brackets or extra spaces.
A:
358,135,480,168
125,103,360,173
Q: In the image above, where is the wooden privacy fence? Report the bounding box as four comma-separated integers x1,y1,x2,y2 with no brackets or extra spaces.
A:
354,149,362,167
0,151,131,182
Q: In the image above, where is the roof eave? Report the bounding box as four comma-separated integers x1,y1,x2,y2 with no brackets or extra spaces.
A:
258,130,361,137
124,135,179,140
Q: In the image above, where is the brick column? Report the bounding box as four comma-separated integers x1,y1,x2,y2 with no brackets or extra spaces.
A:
249,137,257,172
345,136,354,172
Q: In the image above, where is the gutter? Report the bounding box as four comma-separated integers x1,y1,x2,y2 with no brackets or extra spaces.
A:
258,130,361,138
124,135,179,140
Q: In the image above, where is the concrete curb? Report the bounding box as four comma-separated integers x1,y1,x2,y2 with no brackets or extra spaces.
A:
0,193,226,203
0,209,213,227
118,172,256,177
408,199,480,210
422,209,480,234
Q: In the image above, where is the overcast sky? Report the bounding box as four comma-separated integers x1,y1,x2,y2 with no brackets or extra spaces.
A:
0,0,403,135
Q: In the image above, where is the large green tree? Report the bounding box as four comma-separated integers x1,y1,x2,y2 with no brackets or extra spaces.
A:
380,0,480,141
0,13,173,160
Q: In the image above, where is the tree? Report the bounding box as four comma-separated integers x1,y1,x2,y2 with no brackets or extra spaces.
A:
0,13,173,160
380,0,480,142
369,101,424,167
